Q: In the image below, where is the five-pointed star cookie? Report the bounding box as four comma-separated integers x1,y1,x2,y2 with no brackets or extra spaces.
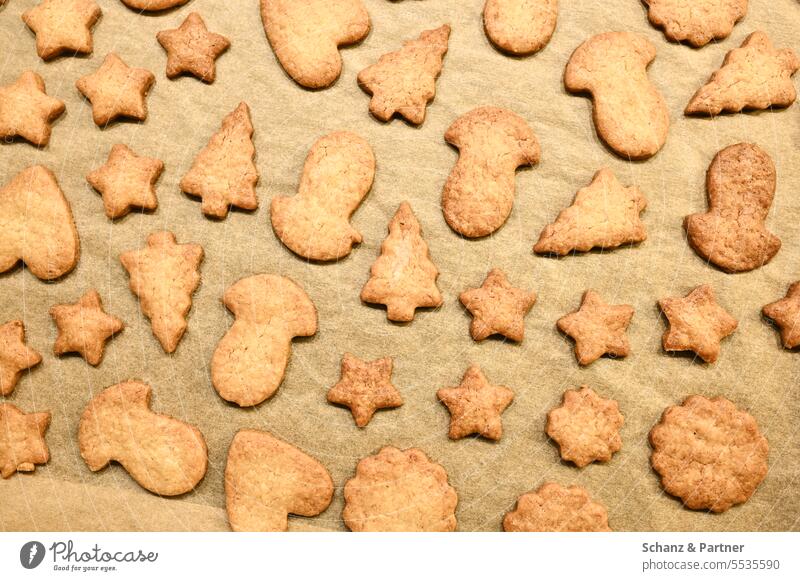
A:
437,364,514,441
22,0,102,61
763,282,800,349
557,290,635,365
0,403,51,478
86,143,164,219
658,284,737,363
0,71,65,146
459,268,536,342
0,320,42,397
76,53,155,126
157,12,230,83
327,353,403,427
50,289,124,366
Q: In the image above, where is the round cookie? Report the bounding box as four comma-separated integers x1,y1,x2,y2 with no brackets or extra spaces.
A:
503,483,611,532
483,0,558,56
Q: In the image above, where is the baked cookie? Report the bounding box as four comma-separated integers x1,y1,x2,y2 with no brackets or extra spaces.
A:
534,168,647,256
565,32,669,159
361,202,443,322
557,290,634,365
271,132,374,261
225,430,334,532
483,0,558,56
22,0,101,61
459,269,536,342
212,274,317,407
357,24,450,124
546,386,623,467
685,143,780,273
437,364,514,441
157,12,230,83
0,403,50,479
658,284,737,364
686,31,799,115
442,107,540,238
326,353,403,427
50,289,124,366
0,71,65,146
503,483,611,531
120,0,189,10
643,0,747,47
76,53,155,126
0,320,42,397
762,282,800,349
343,446,458,531
650,395,768,513
260,0,371,89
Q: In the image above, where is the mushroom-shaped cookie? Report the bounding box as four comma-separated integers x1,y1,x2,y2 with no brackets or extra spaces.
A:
211,274,318,407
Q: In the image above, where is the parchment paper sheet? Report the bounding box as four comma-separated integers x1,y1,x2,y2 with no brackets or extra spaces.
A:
0,0,798,532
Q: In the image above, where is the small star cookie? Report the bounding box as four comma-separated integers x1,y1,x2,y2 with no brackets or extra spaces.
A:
326,353,403,427
557,290,634,365
50,289,124,366
22,0,102,61
0,403,51,478
0,71,65,146
658,284,737,363
76,53,155,126
0,320,42,397
87,144,164,219
157,12,230,83
459,269,536,342
437,364,514,441
503,483,611,532
763,282,800,349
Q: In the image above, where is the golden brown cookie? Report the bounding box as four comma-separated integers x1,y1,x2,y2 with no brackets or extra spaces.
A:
271,131,375,261
650,395,768,513
686,31,799,115
534,168,647,256
361,202,443,322
643,0,747,47
343,446,458,532
442,107,540,238
260,0,371,89
546,386,623,467
225,430,334,532
120,0,188,10
157,12,230,83
565,32,669,159
326,353,403,427
22,0,101,60
0,71,65,146
0,320,42,397
685,143,780,273
763,282,800,350
50,289,124,366
459,268,536,342
0,403,50,479
212,274,318,407
86,143,164,219
0,165,80,280
357,24,449,124
503,483,611,531
557,290,634,366
76,53,155,126
180,102,258,219
483,0,558,56
437,364,514,441
658,284,737,364
119,231,203,353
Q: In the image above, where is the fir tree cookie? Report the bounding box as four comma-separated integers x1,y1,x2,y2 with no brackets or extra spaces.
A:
483,0,558,56
86,144,164,219
50,289,124,366
76,53,155,126
459,269,536,342
0,403,51,479
0,71,65,147
643,0,747,47
504,483,611,531
0,320,42,397
22,0,102,61
557,290,634,366
326,353,403,427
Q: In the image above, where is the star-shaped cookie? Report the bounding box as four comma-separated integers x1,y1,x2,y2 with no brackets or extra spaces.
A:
76,53,155,126
763,282,800,349
437,364,514,441
326,353,403,427
86,143,164,219
557,290,634,365
0,71,65,146
22,0,102,61
157,12,230,83
658,284,737,363
0,403,51,478
50,289,124,366
459,268,536,342
0,320,42,397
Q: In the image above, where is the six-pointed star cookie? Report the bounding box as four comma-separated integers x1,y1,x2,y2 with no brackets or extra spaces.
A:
0,71,65,146
0,320,42,397
157,12,230,83
459,268,536,342
76,53,155,126
557,290,634,365
87,143,164,219
22,0,102,61
0,403,51,478
50,289,124,366
437,364,514,440
327,353,403,427
763,282,800,349
658,284,737,363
